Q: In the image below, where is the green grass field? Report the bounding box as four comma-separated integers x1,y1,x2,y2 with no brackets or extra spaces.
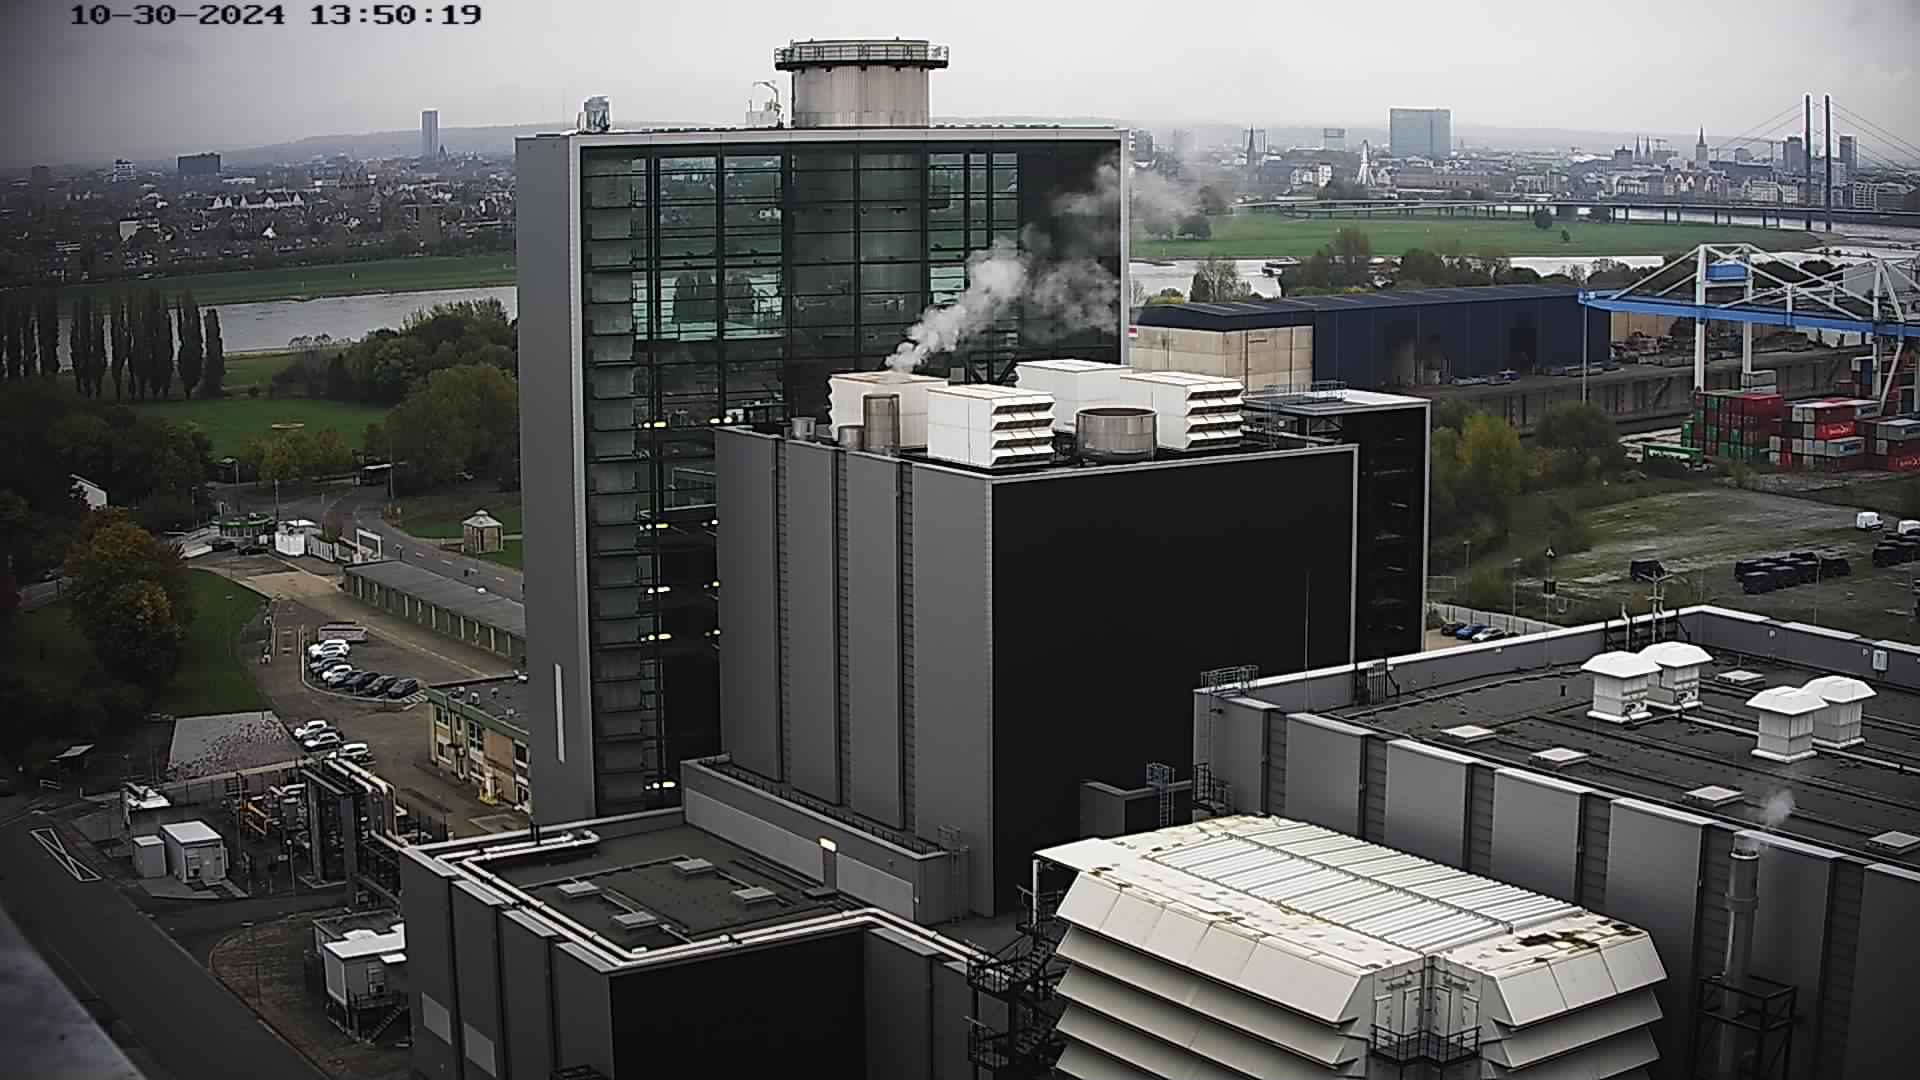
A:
475,541,524,571
1131,214,1817,260
152,570,266,715
220,350,302,394
388,490,524,539
66,254,516,306
129,396,390,458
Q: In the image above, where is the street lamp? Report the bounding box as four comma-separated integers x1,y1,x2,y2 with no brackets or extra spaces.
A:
1511,557,1524,620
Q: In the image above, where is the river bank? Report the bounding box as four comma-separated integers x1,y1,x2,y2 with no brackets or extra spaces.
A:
1130,215,1816,260
60,253,516,306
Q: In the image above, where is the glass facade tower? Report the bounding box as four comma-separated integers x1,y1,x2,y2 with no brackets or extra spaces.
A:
521,129,1126,820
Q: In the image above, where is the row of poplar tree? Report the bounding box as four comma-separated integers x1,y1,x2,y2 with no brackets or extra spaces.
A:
1,290,226,400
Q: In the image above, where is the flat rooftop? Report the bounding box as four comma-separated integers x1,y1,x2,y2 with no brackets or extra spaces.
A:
442,821,843,953
527,125,1121,144
1132,284,1582,332
428,674,532,731
1328,653,1920,868
346,558,525,637
734,425,1347,480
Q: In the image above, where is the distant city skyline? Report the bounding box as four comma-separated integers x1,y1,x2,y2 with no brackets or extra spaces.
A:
2,0,1916,168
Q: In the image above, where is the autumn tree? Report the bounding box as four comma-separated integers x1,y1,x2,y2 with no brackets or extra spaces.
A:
61,511,193,691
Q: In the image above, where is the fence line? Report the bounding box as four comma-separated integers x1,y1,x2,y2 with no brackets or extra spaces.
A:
1430,602,1562,637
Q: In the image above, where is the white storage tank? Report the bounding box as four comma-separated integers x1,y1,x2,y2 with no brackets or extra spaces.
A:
828,372,944,449
1014,359,1126,433
925,384,1055,469
1114,371,1244,451
131,834,167,879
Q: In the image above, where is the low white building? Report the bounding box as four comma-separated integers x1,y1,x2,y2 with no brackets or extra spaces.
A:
70,474,107,510
320,924,406,1008
159,820,227,884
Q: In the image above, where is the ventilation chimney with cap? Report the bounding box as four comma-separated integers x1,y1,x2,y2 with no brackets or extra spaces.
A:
774,39,950,129
1800,675,1871,748
1639,641,1712,712
862,393,901,454
828,372,941,448
1581,651,1661,724
1717,832,1763,1079
1745,686,1821,763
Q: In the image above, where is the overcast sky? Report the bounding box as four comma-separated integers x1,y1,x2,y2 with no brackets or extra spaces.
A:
2,0,1916,167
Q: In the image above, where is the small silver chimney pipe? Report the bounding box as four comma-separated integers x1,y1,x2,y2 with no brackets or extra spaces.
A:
863,394,901,454
1718,833,1762,1078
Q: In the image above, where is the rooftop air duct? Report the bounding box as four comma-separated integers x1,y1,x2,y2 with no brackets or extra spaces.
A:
1015,359,1127,434
1582,651,1661,724
1801,675,1872,748
862,394,901,454
925,384,1054,469
1746,686,1821,763
1640,641,1713,712
829,372,941,448
1074,408,1155,464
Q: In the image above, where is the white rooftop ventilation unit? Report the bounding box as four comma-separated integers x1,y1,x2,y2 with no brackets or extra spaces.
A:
1582,651,1661,724
1746,686,1822,763
1800,674,1871,748
1014,359,1126,433
1114,371,1243,451
1639,641,1712,712
925,384,1055,469
827,372,944,449
580,95,610,133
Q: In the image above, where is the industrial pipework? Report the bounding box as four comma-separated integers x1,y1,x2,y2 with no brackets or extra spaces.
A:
1718,833,1761,1079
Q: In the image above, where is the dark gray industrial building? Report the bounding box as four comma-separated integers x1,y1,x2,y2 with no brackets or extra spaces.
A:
517,38,1127,823
1192,606,1920,1080
704,417,1387,917
1133,285,1610,389
400,809,1000,1080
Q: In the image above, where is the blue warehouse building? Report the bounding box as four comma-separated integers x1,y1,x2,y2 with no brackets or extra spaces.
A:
1132,284,1610,390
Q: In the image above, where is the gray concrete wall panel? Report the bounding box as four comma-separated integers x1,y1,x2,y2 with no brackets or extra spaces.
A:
1265,711,1288,816
401,850,460,1080
683,787,824,883
933,959,994,1080
517,134,595,823
1384,740,1474,866
1747,831,1840,1080
498,911,557,1080
715,429,781,778
550,945,612,1077
1283,714,1368,835
450,881,504,1076
844,453,904,826
1490,768,1590,902
1605,798,1713,1069
865,930,939,1080
1685,608,1920,693
1843,863,1920,1079
908,464,995,913
1210,696,1277,816
836,855,917,919
1078,783,1131,838
1465,763,1495,876
784,441,842,801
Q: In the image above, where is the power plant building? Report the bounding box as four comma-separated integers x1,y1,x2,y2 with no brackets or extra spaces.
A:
1191,608,1920,1079
1133,284,1608,390
517,40,1126,822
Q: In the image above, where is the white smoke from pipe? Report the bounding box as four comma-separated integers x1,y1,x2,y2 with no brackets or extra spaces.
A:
1761,788,1795,828
886,155,1146,373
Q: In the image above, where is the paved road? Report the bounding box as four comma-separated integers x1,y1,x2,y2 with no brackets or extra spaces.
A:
349,508,526,601
0,811,327,1080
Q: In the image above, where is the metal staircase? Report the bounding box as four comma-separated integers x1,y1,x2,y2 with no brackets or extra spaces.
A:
965,888,1068,1076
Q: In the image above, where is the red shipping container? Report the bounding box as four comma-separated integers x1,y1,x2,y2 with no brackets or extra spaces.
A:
1815,422,1855,439
1889,449,1920,472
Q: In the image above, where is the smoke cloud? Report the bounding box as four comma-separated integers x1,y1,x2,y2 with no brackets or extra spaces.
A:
1761,788,1795,828
885,156,1134,374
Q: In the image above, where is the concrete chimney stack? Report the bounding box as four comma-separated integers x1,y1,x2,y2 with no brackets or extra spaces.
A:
774,39,950,129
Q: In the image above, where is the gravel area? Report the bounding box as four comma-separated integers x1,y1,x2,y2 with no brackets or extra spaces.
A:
166,712,296,780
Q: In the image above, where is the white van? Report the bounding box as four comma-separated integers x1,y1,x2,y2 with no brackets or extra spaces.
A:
1856,511,1883,530
1899,519,1920,536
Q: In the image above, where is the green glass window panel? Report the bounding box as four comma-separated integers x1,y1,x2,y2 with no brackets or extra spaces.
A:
930,152,964,166
791,233,854,264
859,230,920,262
658,269,720,339
588,366,637,400
993,227,1020,245
659,233,717,259
968,165,988,193
585,175,646,208
722,269,782,338
723,202,783,229
793,150,853,171
992,196,1019,226
587,272,632,304
586,303,633,337
929,228,966,255
723,171,782,201
724,359,782,405
660,203,717,231
860,170,921,201
859,201,920,230
590,491,648,526
862,262,919,291
724,153,782,171
592,587,652,620
793,295,853,326
585,207,645,240
724,231,783,259
994,167,1019,194
969,223,990,249
790,203,854,233
591,524,643,552
582,154,646,177
992,152,1018,165
587,240,645,270
791,170,854,202
586,334,635,366
593,615,660,646
860,151,918,170
589,461,642,495
591,554,656,589
664,462,716,506
861,293,920,322
793,264,854,296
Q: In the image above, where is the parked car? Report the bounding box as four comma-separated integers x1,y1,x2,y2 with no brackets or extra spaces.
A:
1472,627,1508,643
384,677,420,699
1454,624,1488,640
301,730,342,752
330,742,372,763
361,675,398,696
292,719,332,741
310,655,351,673
1439,620,1466,637
345,671,382,692
308,640,350,660
321,667,359,687
209,538,235,551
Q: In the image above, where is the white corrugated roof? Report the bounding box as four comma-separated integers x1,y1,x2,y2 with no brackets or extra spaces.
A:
1581,651,1660,680
1638,641,1712,668
323,924,406,960
1746,685,1825,716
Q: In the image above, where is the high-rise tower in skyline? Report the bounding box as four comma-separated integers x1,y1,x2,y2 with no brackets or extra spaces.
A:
420,109,439,158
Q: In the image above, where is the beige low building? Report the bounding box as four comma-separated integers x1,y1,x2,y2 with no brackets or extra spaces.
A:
1128,322,1314,392
426,675,530,812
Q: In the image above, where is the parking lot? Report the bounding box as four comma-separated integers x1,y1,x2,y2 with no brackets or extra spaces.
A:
201,555,520,836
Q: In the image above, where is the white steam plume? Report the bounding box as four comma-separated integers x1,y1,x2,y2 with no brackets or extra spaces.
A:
886,155,1143,373
1761,788,1795,828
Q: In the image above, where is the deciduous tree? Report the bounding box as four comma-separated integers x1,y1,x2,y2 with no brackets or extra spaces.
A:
61,512,192,691
175,292,203,398
199,307,225,398
37,294,60,377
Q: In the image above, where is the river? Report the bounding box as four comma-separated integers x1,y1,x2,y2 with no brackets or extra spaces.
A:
44,218,1919,365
